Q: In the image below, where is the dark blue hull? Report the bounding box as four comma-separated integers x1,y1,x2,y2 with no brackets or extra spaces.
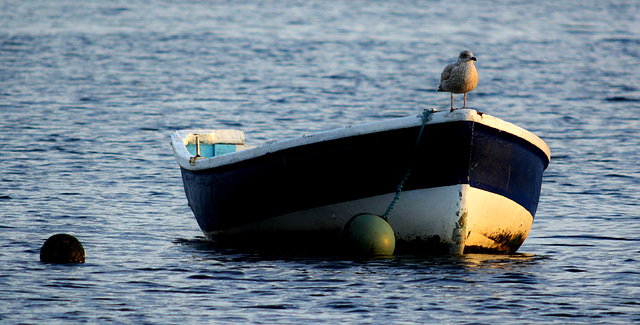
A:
177,112,550,253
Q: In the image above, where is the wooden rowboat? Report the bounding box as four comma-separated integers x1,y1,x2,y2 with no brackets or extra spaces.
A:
171,109,550,254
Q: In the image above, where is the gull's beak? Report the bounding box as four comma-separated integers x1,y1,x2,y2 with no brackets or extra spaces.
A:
471,57,477,61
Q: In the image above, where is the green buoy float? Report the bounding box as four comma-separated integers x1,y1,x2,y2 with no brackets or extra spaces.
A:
341,213,395,256
40,234,85,264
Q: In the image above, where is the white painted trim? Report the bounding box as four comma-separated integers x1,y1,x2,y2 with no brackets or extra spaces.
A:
464,186,534,251
205,185,465,243
171,109,550,171
203,184,533,253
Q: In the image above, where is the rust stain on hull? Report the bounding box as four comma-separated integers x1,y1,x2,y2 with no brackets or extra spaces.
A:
465,230,527,254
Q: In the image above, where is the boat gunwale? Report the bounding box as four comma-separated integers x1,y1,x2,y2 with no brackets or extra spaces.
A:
171,109,551,171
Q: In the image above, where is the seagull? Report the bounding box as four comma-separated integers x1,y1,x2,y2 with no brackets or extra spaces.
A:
437,50,478,111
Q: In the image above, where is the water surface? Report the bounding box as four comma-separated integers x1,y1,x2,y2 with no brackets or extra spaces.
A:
1,0,639,323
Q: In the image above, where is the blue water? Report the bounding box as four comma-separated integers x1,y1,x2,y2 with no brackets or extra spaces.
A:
1,0,639,323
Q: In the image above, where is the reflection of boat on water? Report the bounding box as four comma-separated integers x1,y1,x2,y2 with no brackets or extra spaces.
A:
171,109,550,255
460,253,541,269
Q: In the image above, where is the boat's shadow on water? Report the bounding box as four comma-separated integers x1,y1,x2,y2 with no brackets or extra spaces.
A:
172,236,549,269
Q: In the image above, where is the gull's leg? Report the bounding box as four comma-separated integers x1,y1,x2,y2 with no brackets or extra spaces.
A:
450,93,454,112
463,93,468,109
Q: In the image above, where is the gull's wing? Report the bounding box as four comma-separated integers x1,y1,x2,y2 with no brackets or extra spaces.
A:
440,63,454,82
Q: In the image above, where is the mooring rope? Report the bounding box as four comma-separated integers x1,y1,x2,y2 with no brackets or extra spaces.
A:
381,108,435,221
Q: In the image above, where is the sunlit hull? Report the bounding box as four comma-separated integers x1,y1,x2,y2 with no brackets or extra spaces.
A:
171,109,550,254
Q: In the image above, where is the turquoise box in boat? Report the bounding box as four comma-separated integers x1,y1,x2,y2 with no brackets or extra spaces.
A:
185,143,237,157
